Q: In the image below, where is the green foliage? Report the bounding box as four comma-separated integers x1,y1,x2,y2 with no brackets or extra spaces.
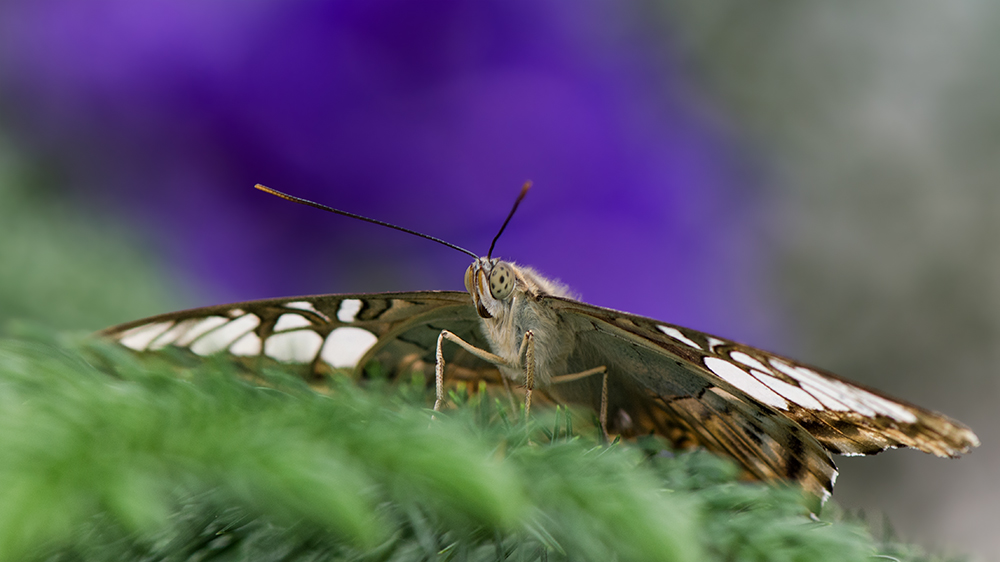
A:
0,335,967,562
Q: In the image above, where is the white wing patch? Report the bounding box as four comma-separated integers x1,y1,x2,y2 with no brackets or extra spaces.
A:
769,359,852,412
190,314,261,356
175,317,229,347
707,337,727,351
285,301,317,312
729,351,770,373
148,319,200,350
110,299,380,369
264,330,324,363
787,366,877,416
337,299,363,323
727,352,827,410
285,300,330,322
852,389,918,423
320,327,379,368
657,326,701,350
229,332,263,356
119,321,173,351
274,313,312,332
779,362,917,423
749,369,825,410
703,356,788,410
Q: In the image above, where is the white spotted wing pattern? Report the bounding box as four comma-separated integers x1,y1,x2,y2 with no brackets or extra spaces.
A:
104,292,497,382
101,260,980,502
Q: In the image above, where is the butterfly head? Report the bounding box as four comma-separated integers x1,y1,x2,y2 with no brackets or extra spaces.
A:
464,257,518,319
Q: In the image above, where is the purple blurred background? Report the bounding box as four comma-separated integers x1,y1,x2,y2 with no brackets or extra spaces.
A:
2,1,997,558
0,0,768,344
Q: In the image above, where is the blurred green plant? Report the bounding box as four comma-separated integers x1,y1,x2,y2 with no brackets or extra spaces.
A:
0,333,969,562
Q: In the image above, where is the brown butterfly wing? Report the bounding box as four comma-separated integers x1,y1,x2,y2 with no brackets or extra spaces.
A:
98,291,500,384
544,297,979,500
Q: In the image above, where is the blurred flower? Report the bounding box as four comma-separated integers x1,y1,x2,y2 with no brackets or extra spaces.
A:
0,0,765,340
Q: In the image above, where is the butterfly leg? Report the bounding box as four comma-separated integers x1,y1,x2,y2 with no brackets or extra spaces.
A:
600,371,608,442
550,367,609,440
435,330,509,412
499,371,518,413
435,329,536,421
519,331,535,418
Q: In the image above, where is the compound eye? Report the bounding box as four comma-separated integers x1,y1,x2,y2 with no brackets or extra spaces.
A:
464,264,475,294
488,262,515,300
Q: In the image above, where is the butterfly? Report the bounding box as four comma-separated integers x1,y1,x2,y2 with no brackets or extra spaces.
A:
99,184,980,502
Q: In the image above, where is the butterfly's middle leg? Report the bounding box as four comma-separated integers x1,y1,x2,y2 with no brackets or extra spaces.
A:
550,367,609,440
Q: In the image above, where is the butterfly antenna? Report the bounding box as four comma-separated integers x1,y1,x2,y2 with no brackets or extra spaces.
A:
255,184,479,259
488,181,531,259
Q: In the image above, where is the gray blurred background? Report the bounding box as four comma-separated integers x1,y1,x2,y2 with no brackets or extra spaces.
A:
0,1,996,558
658,3,998,558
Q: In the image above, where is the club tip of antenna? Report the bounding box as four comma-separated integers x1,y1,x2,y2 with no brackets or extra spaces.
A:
255,183,298,203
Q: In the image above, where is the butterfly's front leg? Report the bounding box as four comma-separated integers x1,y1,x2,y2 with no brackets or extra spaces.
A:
434,330,536,418
517,331,535,418
434,330,509,412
